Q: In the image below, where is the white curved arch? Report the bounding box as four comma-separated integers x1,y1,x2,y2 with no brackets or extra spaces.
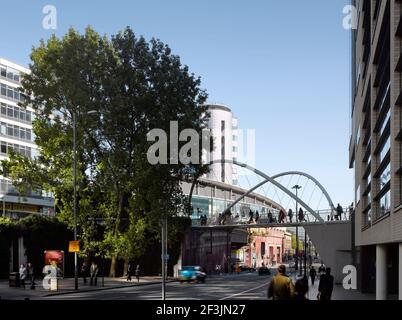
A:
271,171,335,212
210,160,325,222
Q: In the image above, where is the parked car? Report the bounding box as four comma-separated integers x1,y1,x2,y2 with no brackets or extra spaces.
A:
258,267,271,276
240,266,256,273
179,266,206,283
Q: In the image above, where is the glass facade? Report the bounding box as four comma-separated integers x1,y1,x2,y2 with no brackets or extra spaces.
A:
190,195,280,225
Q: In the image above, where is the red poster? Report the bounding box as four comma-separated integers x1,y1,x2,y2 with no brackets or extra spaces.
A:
44,250,64,277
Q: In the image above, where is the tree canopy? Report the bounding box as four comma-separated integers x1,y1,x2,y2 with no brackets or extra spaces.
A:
1,26,210,275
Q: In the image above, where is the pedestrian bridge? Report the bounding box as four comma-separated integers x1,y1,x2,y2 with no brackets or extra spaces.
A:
193,209,351,230
187,159,353,284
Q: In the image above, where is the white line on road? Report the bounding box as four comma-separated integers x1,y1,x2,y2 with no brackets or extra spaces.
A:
219,282,268,301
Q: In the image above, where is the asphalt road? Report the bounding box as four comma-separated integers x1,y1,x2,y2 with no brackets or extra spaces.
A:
42,273,272,300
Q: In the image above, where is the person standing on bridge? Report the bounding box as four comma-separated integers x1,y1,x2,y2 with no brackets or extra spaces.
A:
288,209,293,223
336,204,343,221
255,211,260,223
298,208,305,223
248,209,254,224
267,265,295,300
279,209,286,223
348,203,354,221
268,211,274,223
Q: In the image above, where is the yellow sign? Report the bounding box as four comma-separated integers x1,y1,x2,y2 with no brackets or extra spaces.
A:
68,241,80,253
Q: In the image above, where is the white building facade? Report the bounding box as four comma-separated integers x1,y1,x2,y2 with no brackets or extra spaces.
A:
205,104,238,185
0,58,54,219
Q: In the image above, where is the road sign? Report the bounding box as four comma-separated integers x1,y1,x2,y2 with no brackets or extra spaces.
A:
68,241,80,253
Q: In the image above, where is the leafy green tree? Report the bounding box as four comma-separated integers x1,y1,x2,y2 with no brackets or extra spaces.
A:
1,26,210,276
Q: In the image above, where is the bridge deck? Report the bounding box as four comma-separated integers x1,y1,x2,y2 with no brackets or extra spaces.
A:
193,220,350,230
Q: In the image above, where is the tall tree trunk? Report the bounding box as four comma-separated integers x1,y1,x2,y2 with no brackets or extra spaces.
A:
123,258,129,278
109,256,117,277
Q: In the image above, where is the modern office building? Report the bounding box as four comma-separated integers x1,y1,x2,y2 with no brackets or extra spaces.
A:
0,58,54,219
349,0,402,299
204,104,239,185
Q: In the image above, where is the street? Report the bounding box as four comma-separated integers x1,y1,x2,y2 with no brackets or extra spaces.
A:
42,273,271,301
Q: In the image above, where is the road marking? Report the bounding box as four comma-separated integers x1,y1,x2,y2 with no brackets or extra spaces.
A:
219,282,269,300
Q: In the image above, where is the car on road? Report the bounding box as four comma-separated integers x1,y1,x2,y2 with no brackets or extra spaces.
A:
179,266,206,283
258,267,271,276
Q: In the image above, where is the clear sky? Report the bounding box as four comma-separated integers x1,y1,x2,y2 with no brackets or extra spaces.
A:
0,0,353,209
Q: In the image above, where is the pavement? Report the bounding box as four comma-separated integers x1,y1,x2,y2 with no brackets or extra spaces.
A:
0,276,175,300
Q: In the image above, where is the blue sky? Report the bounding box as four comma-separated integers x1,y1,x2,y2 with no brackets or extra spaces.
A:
0,0,353,208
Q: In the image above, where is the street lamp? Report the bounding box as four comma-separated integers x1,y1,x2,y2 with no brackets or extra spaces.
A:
73,108,98,291
292,185,302,276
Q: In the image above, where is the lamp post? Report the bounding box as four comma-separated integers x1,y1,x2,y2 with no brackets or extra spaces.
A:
292,185,302,276
73,110,78,291
73,109,97,291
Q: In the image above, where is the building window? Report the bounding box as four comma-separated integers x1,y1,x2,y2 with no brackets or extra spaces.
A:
379,190,391,217
356,185,361,204
0,122,32,142
380,163,391,189
356,125,361,146
0,64,21,83
0,83,25,102
380,136,390,163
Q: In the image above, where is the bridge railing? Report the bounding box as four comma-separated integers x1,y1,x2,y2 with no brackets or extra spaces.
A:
194,207,352,227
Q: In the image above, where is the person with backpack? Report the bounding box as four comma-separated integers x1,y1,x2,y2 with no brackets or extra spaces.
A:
267,265,295,300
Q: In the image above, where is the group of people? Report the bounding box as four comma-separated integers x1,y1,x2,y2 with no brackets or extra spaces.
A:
19,262,35,290
80,261,101,286
267,264,334,300
248,210,260,224
199,215,208,226
331,203,354,221
126,263,141,282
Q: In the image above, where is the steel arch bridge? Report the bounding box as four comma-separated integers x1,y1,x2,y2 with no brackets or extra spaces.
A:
209,159,337,224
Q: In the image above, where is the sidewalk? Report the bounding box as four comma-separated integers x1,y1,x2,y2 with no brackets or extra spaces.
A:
0,276,175,300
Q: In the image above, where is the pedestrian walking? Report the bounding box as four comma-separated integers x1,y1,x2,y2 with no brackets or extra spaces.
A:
135,265,141,283
293,278,309,300
27,262,35,290
318,268,334,300
127,262,132,281
90,261,99,286
19,264,27,289
81,262,88,284
267,265,295,300
309,266,317,286
288,209,293,223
